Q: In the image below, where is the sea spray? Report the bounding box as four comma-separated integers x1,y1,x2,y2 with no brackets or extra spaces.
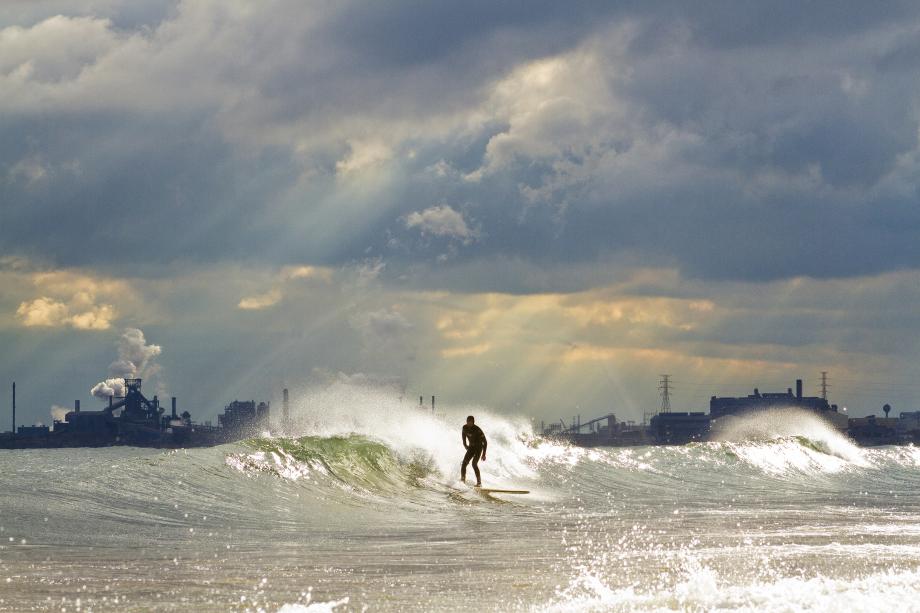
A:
712,408,861,456
272,380,544,487
710,408,869,473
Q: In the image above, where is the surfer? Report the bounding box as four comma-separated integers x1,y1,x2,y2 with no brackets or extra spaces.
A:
461,415,487,486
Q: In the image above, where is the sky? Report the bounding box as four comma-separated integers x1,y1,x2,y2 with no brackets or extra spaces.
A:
3,0,920,428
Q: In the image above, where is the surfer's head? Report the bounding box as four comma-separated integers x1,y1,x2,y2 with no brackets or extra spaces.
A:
466,415,475,424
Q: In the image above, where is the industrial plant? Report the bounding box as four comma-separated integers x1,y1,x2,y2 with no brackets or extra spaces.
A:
2,370,917,450
0,378,294,449
542,374,920,447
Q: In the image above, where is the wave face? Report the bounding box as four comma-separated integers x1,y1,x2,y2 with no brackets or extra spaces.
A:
4,387,920,612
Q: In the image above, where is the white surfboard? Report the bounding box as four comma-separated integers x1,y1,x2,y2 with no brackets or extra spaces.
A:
476,488,529,494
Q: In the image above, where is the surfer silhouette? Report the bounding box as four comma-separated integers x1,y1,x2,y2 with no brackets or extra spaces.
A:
461,415,487,486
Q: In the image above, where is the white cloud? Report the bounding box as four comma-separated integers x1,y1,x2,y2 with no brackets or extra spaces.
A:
237,264,333,310
8,155,49,185
12,268,133,330
238,288,282,310
16,296,115,329
405,204,475,242
335,140,393,176
466,41,631,181
280,265,333,282
0,15,118,82
16,297,69,327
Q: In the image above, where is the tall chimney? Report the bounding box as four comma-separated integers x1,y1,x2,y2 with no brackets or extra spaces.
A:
11,382,15,435
75,399,80,413
796,379,803,400
419,395,423,408
171,397,177,419
282,388,290,421
431,395,435,413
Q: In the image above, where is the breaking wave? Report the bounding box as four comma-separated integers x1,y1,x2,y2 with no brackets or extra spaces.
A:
217,399,920,514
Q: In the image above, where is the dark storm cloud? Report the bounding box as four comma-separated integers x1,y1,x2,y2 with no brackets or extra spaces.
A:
3,1,920,287
0,113,303,268
323,0,608,67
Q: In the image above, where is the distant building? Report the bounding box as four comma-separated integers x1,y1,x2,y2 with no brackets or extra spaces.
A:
648,412,710,444
218,400,270,435
708,378,847,431
17,425,49,438
1,378,272,449
898,411,920,437
541,414,650,446
848,408,920,446
848,414,899,445
710,379,835,417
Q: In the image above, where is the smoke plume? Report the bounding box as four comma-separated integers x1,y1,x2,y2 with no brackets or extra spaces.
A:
90,328,163,400
50,404,70,422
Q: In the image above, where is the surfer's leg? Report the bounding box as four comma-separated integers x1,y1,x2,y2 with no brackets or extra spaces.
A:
471,448,482,485
461,447,476,481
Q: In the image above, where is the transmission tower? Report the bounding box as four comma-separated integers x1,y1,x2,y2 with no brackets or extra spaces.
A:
820,371,829,400
658,374,672,413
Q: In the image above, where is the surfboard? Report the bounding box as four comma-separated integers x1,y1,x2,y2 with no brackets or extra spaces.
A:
476,488,529,494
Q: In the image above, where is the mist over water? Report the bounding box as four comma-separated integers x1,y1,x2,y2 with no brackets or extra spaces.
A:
3,385,920,611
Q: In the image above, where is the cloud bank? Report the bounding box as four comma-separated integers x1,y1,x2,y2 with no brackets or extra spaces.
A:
1,1,918,286
3,1,920,423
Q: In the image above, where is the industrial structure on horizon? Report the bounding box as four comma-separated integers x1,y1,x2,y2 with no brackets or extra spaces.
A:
3,371,915,450
543,375,918,447
0,378,285,449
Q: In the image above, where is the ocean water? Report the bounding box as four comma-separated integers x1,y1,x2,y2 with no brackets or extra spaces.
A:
3,388,920,612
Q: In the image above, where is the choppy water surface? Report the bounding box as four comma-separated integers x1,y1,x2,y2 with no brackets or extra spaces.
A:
3,393,920,612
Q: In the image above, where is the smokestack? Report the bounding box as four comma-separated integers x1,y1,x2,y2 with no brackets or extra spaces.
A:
431,395,435,413
171,397,177,419
75,399,80,413
796,379,803,400
11,382,15,435
282,388,290,421
419,396,423,408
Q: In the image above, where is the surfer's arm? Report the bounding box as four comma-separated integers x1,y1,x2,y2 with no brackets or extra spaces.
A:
462,431,469,449
482,433,487,459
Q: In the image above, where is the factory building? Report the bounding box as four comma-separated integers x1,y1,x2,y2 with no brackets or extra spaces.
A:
1,379,272,449
648,412,710,444
709,378,848,430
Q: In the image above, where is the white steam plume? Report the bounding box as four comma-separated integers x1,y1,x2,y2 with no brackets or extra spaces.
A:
90,378,127,400
111,328,161,378
90,328,163,400
50,404,70,422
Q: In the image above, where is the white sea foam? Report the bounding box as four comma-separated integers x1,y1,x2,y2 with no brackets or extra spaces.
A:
543,564,920,612
277,596,349,612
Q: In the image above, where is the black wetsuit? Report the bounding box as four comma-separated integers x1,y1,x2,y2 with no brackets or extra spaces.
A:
461,423,487,485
